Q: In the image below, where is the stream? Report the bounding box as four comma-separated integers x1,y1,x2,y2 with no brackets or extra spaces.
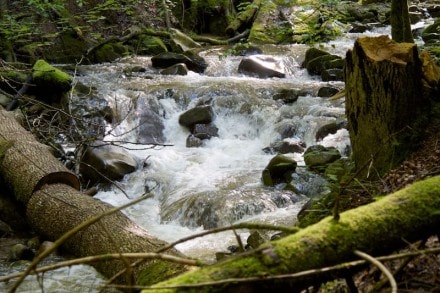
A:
0,21,430,292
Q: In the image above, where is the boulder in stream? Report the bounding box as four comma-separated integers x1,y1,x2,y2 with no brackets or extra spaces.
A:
178,105,215,129
262,154,297,186
238,55,285,78
79,141,138,184
151,52,207,73
160,63,189,75
304,145,341,172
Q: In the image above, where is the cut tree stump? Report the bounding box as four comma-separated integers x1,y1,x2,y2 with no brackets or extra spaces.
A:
344,35,428,178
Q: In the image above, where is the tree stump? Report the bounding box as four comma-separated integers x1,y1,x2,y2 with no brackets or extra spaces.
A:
344,35,426,178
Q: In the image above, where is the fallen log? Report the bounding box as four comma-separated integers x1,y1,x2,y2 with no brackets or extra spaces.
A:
0,106,187,286
0,108,79,204
28,184,186,285
147,175,440,292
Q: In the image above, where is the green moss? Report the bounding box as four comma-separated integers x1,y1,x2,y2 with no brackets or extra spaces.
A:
92,42,128,63
32,59,72,93
137,260,186,286
249,1,293,44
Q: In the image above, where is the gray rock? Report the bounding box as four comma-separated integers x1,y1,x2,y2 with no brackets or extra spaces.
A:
238,55,285,78
178,105,215,129
304,145,341,172
193,123,219,139
316,120,348,141
317,86,340,97
262,154,297,186
160,63,189,75
186,134,203,148
79,141,138,183
263,140,306,154
151,52,207,73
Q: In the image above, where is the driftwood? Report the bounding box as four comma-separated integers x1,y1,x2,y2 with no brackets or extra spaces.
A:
147,175,440,292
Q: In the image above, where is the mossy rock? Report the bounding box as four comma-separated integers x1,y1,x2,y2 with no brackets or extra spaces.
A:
248,1,293,44
422,19,440,45
92,42,128,63
127,35,168,56
43,30,90,63
262,154,297,186
32,59,72,93
304,145,341,172
305,54,343,76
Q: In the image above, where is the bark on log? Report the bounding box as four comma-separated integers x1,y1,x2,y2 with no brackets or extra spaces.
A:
0,107,80,204
27,183,187,285
147,175,440,292
344,36,426,178
0,106,186,285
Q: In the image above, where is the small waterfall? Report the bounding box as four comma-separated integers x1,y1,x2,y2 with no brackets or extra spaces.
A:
82,44,348,260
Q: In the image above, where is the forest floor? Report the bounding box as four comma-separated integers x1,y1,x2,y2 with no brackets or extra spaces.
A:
322,114,440,292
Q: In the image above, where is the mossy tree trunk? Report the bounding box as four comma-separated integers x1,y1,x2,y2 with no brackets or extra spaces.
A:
344,35,426,178
145,176,440,292
391,0,413,43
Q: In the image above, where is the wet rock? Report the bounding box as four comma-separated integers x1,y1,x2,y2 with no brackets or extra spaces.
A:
305,54,344,76
274,120,297,139
321,68,344,81
304,145,341,172
263,140,306,154
91,42,128,63
31,60,72,104
247,231,266,249
315,120,348,141
302,48,330,68
186,134,203,148
79,141,138,184
272,89,301,103
349,22,373,33
317,86,340,97
229,43,263,56
178,105,215,129
262,154,297,186
136,99,166,145
193,123,219,140
422,20,440,44
160,63,189,75
161,187,302,229
70,94,113,139
151,52,207,73
10,243,34,260
238,55,285,78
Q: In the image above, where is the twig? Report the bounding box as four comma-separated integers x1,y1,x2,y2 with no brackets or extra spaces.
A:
155,223,300,253
0,252,202,283
354,250,397,293
105,222,300,286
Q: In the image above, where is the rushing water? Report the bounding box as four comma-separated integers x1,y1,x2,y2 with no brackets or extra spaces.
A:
83,44,349,259
2,22,431,291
